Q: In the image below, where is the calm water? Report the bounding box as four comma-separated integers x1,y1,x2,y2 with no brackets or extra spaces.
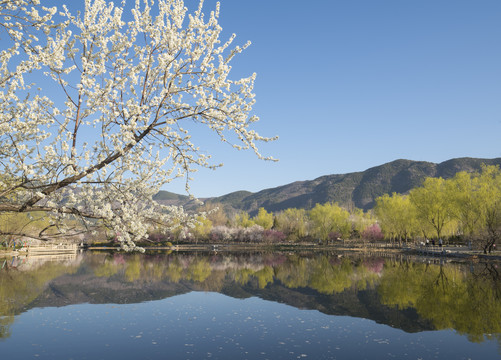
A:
0,251,500,359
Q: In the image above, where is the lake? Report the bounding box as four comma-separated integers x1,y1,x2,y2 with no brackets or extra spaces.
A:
1,250,500,359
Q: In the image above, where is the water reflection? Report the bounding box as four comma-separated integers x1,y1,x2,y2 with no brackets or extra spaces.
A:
1,251,500,352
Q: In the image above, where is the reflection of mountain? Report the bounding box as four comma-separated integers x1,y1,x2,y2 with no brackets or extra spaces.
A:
23,253,435,334
235,283,433,333
3,252,500,342
30,273,191,307
32,275,434,334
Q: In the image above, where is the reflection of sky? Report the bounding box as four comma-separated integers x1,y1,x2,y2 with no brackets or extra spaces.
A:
3,292,498,359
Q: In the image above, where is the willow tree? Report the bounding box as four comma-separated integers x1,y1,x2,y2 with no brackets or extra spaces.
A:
0,0,275,250
274,208,308,242
309,202,351,241
374,192,418,242
409,177,456,241
475,165,501,253
448,171,484,239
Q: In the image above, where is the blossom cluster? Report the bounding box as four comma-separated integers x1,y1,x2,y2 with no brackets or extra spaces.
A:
209,225,285,244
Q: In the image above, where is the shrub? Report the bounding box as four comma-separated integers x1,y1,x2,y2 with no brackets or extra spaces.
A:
361,224,384,241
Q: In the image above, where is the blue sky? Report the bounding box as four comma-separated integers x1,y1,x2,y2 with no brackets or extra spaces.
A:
172,0,501,197
40,1,501,197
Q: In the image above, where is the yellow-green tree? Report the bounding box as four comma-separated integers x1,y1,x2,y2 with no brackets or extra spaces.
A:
191,215,213,242
374,193,418,242
234,211,255,228
274,208,308,242
447,171,484,238
475,165,501,253
444,165,501,252
252,208,274,229
309,202,351,241
409,177,456,240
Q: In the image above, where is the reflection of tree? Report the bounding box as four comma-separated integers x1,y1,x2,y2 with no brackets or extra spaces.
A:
274,256,310,289
355,259,382,291
254,266,274,289
125,255,142,282
186,258,212,283
379,260,501,344
3,251,501,347
414,265,467,333
0,260,79,339
309,257,354,294
472,263,501,300
93,254,216,284
0,315,14,340
94,258,121,278
463,263,501,343
233,268,255,286
378,260,423,309
165,259,183,283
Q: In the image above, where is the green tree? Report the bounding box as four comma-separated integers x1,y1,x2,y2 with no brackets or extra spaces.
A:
0,211,57,244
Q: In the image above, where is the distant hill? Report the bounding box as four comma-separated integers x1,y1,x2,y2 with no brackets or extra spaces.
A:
155,157,501,213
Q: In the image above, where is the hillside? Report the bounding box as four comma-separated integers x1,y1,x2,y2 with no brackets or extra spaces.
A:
155,157,501,213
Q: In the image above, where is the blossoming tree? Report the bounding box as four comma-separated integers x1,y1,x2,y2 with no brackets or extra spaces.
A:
0,0,275,250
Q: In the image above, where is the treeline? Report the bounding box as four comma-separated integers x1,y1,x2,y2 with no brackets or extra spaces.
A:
148,202,380,246
150,165,501,253
374,165,501,253
3,165,500,254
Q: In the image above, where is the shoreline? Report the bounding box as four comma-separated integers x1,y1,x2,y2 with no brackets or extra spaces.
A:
85,243,501,262
2,243,500,262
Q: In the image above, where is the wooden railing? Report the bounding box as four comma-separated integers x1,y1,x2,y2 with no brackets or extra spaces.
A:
26,243,78,255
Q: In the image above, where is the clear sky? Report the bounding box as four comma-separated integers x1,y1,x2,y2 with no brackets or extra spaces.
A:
167,0,501,197
43,1,501,197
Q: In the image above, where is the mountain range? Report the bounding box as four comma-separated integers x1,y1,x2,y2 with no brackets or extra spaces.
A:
153,157,501,214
